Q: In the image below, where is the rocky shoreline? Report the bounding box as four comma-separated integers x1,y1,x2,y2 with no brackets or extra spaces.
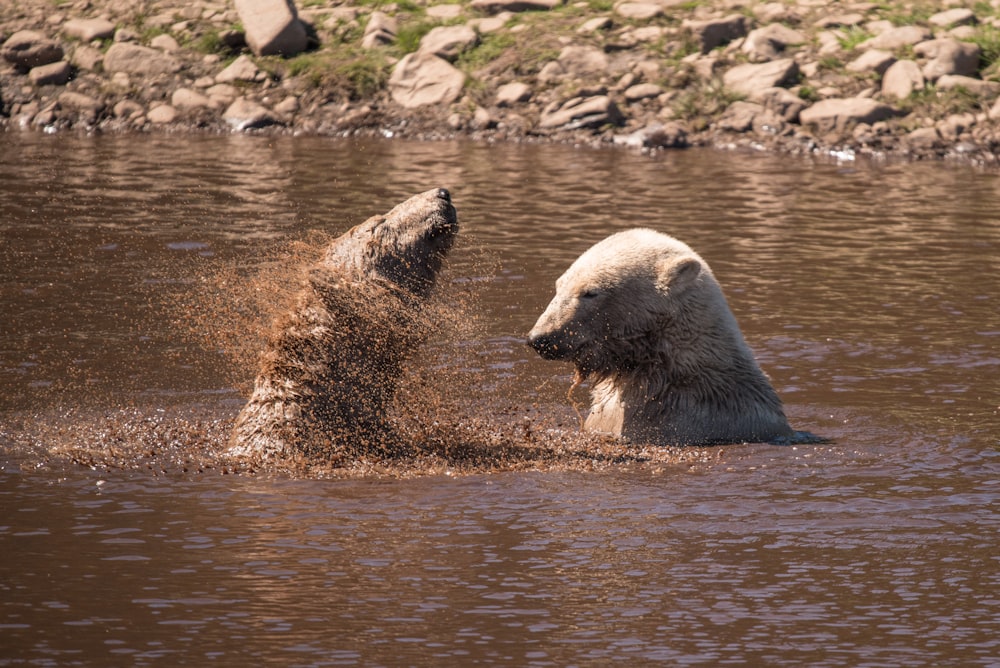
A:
3,0,1000,166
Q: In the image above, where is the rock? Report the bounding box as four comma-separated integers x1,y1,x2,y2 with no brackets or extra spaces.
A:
113,99,144,119
578,17,612,34
814,13,865,29
57,91,103,123
469,0,562,13
624,82,663,102
722,58,799,99
28,60,71,85
362,11,397,48
799,97,897,134
274,95,299,115
613,122,688,148
496,81,532,106
935,75,1000,96
62,18,116,42
223,97,279,129
741,23,806,62
719,101,764,132
418,25,477,61
683,14,747,54
882,60,925,99
206,83,240,105
148,104,178,123
103,42,180,76
171,87,215,110
929,8,976,28
860,25,932,50
71,45,104,71
150,34,180,52
1,30,64,71
914,39,981,82
388,52,466,109
539,45,609,84
758,86,806,123
539,95,623,130
906,126,941,149
846,49,896,76
215,54,265,83
233,0,308,57
614,3,664,20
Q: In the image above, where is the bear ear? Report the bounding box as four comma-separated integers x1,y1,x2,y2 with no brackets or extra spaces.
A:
656,257,702,294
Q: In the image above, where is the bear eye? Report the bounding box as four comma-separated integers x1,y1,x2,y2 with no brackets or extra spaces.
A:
580,288,601,299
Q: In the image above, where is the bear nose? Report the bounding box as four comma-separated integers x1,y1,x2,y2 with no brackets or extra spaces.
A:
435,188,451,203
527,333,563,360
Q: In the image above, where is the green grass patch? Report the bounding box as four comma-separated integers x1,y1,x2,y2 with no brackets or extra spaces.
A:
837,26,872,51
671,79,744,121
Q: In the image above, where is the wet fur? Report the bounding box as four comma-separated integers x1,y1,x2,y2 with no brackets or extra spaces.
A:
528,228,793,446
229,188,458,459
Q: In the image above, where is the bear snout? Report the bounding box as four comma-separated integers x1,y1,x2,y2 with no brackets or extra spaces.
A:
435,188,451,203
527,332,571,360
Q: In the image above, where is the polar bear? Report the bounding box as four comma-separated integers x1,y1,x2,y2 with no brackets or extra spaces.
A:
229,188,458,460
527,228,794,446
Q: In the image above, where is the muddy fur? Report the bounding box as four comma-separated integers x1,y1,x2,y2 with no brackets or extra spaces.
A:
229,188,458,460
528,228,794,446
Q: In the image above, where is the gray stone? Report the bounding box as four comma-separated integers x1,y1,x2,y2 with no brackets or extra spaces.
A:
882,59,924,99
215,54,265,83
758,86,807,123
427,4,464,19
469,0,562,13
613,122,688,148
814,13,864,29
113,99,144,119
418,25,477,61
722,58,799,99
62,18,116,42
1,30,64,70
148,104,178,124
624,82,663,102
683,14,747,54
70,44,104,71
541,45,609,84
150,34,181,52
614,3,663,20
538,95,623,130
103,42,180,76
846,49,896,76
799,97,897,134
362,11,397,48
28,60,71,85
234,0,308,57
929,8,976,28
741,23,806,62
223,97,280,129
935,74,1000,96
914,39,981,82
578,17,612,34
57,91,103,122
719,101,765,132
860,25,932,50
388,52,466,109
496,81,532,106
171,87,215,110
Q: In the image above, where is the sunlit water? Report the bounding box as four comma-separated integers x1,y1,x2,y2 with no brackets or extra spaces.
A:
1,134,998,665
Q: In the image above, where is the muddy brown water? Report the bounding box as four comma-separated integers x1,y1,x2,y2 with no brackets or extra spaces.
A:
1,133,998,665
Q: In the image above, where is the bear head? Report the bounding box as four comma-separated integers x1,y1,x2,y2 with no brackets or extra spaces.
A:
527,228,728,377
323,187,458,298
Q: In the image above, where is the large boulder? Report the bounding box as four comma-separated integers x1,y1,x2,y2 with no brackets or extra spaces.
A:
389,52,466,109
860,25,932,50
223,97,280,130
741,23,805,62
234,0,308,57
799,98,897,134
1,30,64,71
103,42,180,76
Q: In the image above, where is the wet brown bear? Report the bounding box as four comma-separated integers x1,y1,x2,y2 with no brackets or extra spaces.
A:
230,188,458,459
528,228,794,446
